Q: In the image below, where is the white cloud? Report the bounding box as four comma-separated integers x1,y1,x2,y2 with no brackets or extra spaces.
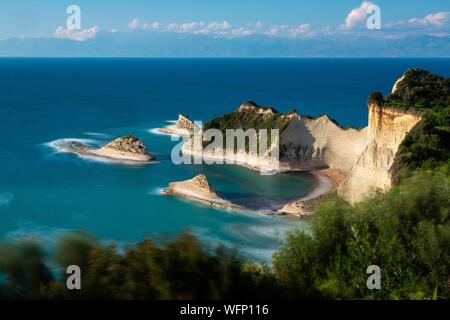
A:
206,21,231,30
54,26,99,41
290,24,311,37
409,12,450,27
341,1,375,30
166,22,179,31
164,21,232,35
150,22,161,30
128,18,140,30
386,11,450,31
229,27,255,37
264,24,312,38
264,24,289,36
126,18,315,38
179,21,205,32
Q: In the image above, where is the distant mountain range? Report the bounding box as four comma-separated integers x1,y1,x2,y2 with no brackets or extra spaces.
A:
1,31,449,57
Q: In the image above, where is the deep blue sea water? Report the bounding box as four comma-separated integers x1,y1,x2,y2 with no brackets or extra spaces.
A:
0,58,449,261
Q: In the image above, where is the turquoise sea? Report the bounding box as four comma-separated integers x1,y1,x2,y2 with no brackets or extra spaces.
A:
0,58,449,261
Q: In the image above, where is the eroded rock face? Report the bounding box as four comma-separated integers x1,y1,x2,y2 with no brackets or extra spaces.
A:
176,114,196,132
238,101,278,115
163,174,221,200
180,70,428,206
190,174,217,195
279,115,368,173
337,103,422,204
102,135,149,155
162,174,243,211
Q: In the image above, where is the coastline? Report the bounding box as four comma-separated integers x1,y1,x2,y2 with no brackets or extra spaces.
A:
181,144,280,174
158,125,191,136
158,123,345,217
276,168,344,217
161,187,244,212
161,175,244,212
161,166,341,217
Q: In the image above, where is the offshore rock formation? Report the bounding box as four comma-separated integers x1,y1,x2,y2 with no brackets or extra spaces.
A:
159,114,197,136
101,135,149,155
63,135,155,163
161,174,243,211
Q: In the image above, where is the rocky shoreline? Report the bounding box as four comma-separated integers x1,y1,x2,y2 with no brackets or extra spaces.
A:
158,114,198,136
277,169,345,217
161,171,340,217
161,174,244,212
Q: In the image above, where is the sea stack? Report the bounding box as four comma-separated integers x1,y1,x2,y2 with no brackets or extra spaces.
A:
159,114,198,136
161,174,243,211
64,135,155,163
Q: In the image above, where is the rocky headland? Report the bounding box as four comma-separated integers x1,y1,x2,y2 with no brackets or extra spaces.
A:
173,69,437,213
62,135,155,163
161,174,244,212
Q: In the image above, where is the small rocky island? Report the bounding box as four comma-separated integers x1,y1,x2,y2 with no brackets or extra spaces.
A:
159,114,198,136
161,174,243,212
63,135,155,163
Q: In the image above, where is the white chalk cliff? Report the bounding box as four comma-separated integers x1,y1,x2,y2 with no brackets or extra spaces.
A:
337,103,421,203
179,73,424,205
280,114,367,173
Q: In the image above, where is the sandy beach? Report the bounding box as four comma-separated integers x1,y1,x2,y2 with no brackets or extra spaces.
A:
277,168,345,217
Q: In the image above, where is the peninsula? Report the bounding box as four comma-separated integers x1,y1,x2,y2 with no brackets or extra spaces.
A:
168,68,446,215
161,174,244,212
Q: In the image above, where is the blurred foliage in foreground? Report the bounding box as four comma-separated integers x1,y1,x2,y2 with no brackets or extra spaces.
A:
0,167,448,300
0,231,292,300
273,166,449,300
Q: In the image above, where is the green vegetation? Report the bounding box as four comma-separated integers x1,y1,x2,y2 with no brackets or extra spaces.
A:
370,68,450,172
273,167,450,300
0,232,287,300
1,168,448,300
1,69,448,300
202,101,294,150
384,68,450,112
203,101,292,133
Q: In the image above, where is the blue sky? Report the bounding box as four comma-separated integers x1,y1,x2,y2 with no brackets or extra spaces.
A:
1,0,448,40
